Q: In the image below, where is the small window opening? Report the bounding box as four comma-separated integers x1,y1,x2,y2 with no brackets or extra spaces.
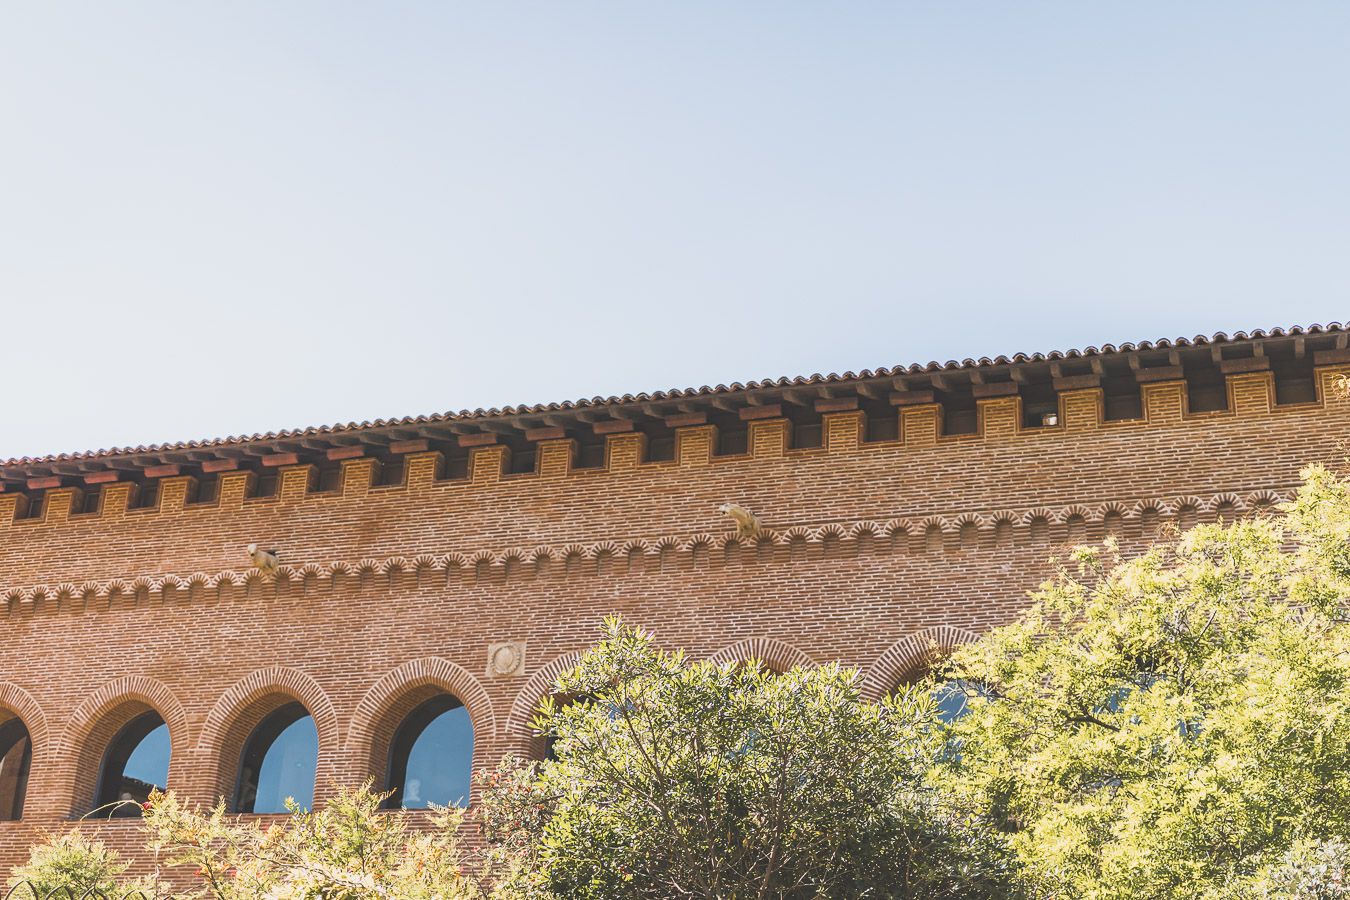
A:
573,433,607,470
1020,382,1059,429
1272,352,1318,406
1185,362,1229,413
309,462,343,494
15,492,45,521
75,487,103,515
861,398,898,443
1103,375,1143,421
247,472,279,499
128,480,160,510
373,457,406,488
506,439,537,476
438,444,471,481
786,407,824,450
939,387,978,436
186,476,220,506
642,422,676,463
710,411,749,457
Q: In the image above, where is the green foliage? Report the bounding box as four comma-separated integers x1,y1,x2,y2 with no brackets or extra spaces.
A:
8,831,138,897
937,464,1350,900
140,783,483,899
502,619,1017,899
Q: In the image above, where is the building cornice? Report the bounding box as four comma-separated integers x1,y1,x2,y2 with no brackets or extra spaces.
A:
2,323,1345,490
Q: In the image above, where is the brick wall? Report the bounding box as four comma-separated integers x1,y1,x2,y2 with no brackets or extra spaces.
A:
0,367,1344,876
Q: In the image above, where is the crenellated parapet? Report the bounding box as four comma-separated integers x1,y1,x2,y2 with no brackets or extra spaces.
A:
0,327,1343,535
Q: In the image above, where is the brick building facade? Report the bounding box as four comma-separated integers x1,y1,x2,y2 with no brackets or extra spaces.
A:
0,323,1345,876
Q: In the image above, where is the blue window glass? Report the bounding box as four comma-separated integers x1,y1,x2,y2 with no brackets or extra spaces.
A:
0,718,32,821
95,712,169,817
235,703,317,814
933,680,972,723
386,695,473,809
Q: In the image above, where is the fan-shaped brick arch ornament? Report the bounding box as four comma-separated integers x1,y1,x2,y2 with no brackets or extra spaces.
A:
707,638,815,674
506,651,584,744
0,682,50,761
345,657,495,755
861,625,980,701
194,666,338,754
62,675,189,759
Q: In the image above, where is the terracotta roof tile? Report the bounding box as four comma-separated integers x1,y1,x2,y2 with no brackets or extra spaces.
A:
3,322,1342,468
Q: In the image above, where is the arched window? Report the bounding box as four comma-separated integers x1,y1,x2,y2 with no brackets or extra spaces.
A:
0,717,32,821
384,695,472,809
94,711,169,817
235,702,317,814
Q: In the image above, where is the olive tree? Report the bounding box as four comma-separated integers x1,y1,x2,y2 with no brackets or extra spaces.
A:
934,465,1350,900
492,619,1017,899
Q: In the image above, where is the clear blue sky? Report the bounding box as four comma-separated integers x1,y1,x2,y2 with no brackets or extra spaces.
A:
2,3,1346,458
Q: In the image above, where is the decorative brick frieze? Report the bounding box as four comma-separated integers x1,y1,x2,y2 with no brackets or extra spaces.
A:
0,487,1298,616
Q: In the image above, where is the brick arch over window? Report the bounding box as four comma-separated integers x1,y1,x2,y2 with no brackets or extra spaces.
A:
345,657,494,789
195,667,339,806
860,625,980,701
61,676,188,816
707,638,815,674
505,652,584,755
0,683,49,764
